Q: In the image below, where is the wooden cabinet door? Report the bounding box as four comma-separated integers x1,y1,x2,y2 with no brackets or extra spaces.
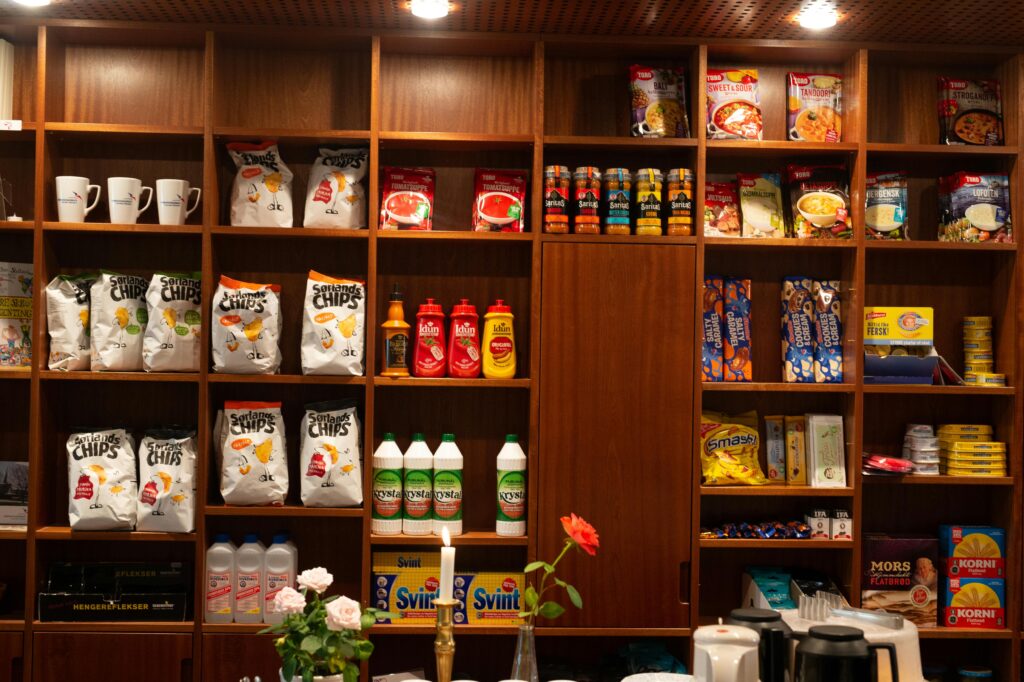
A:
0,632,23,682
202,634,282,682
539,243,695,628
33,633,191,682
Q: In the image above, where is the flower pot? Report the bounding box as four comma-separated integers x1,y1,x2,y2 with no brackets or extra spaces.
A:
280,670,344,682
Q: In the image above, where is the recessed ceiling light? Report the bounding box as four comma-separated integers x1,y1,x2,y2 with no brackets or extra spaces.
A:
410,0,449,19
797,2,838,30
11,0,51,6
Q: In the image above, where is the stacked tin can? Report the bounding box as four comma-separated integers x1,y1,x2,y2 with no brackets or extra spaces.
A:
904,423,940,475
962,316,1004,386
938,424,1007,477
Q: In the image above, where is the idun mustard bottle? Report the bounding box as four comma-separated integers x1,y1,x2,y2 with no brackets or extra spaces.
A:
482,299,516,379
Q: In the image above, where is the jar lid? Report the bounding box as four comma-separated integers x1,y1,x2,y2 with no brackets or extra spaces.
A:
637,168,663,181
574,166,601,179
958,667,993,678
604,167,632,180
451,298,477,316
544,165,570,178
488,298,512,314
668,168,694,181
418,297,443,315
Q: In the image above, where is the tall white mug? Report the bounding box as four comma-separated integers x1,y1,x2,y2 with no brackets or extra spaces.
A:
156,179,201,225
55,176,101,223
107,177,153,224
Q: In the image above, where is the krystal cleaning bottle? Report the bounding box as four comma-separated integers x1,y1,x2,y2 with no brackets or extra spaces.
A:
496,434,527,537
372,432,404,535
433,433,464,537
234,534,265,624
403,433,433,535
205,533,236,624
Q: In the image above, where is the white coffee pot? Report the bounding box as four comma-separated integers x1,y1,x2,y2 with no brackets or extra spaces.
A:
693,623,761,682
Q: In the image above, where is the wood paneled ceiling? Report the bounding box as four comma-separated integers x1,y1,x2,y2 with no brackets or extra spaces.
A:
1,0,1022,46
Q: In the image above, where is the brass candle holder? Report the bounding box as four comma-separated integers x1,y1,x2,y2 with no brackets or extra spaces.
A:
433,597,460,682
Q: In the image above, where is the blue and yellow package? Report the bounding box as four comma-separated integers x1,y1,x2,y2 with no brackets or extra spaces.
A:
940,525,1005,579
464,573,525,625
812,279,843,383
942,577,1005,629
781,276,815,383
371,551,470,624
702,276,725,382
723,278,752,382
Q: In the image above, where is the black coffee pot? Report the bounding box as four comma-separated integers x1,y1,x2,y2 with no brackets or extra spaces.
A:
727,608,792,682
794,625,899,682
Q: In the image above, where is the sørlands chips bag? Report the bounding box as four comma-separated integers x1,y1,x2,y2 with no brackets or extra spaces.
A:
136,429,197,532
303,148,368,229
90,272,149,371
143,272,202,372
46,273,95,370
300,400,363,507
301,271,365,376
211,276,282,375
227,141,294,228
219,401,288,506
67,428,138,530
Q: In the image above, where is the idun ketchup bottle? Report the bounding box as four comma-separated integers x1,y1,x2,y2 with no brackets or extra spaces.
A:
412,298,446,378
447,299,481,378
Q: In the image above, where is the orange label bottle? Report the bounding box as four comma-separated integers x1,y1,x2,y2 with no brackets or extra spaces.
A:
381,284,410,377
482,299,516,379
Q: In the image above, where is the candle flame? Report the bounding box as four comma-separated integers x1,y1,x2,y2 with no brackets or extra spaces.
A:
442,526,451,547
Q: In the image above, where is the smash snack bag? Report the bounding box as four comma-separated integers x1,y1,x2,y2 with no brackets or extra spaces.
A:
67,428,138,530
700,411,767,486
227,141,294,227
90,272,148,371
211,276,282,375
46,273,95,370
300,400,363,507
218,401,288,506
136,429,197,532
143,272,201,372
301,271,365,376
303,147,368,229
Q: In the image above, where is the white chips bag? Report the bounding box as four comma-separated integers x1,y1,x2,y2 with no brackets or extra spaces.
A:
46,273,95,371
228,141,294,227
301,271,365,376
300,401,363,507
219,401,288,506
67,428,138,530
143,272,202,372
90,272,149,371
212,276,282,374
137,429,197,532
303,148,368,229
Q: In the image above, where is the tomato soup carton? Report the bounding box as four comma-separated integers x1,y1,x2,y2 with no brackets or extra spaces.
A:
473,168,527,232
942,577,1005,629
723,278,752,382
464,572,525,625
940,525,1005,579
862,534,938,628
701,277,725,382
371,551,469,624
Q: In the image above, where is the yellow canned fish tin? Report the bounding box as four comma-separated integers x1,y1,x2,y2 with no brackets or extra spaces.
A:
945,465,1008,477
946,441,1006,453
938,424,994,435
964,362,994,373
963,351,994,362
962,316,993,328
962,340,993,351
963,372,978,384
976,372,1006,386
963,328,993,340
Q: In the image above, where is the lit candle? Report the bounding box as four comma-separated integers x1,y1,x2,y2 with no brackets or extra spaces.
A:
439,526,455,601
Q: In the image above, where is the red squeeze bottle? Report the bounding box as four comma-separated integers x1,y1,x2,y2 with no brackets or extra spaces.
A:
412,298,447,378
448,298,481,378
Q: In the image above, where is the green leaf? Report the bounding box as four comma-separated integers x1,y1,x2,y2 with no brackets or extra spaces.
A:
303,670,314,682
518,611,532,618
343,663,360,682
339,641,356,659
566,584,583,609
283,658,297,681
553,577,567,588
300,635,322,654
358,639,374,656
524,586,539,610
538,601,566,619
322,595,339,604
361,613,377,630
524,561,547,573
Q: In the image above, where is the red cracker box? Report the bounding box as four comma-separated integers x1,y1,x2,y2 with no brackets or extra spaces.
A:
723,278,752,382
940,525,1005,579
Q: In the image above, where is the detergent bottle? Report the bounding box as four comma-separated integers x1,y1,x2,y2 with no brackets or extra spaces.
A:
263,533,297,625
234,534,265,624
205,534,235,624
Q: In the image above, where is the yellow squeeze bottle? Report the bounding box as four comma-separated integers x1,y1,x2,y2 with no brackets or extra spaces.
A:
482,299,516,379
381,284,411,377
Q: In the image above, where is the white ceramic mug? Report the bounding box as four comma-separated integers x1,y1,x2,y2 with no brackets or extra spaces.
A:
107,177,153,224
156,179,201,225
55,176,101,223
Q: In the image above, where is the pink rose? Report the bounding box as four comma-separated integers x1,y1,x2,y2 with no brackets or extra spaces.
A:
325,595,362,632
273,586,307,615
297,567,334,594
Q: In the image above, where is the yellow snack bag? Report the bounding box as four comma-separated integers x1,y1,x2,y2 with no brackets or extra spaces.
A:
700,413,767,486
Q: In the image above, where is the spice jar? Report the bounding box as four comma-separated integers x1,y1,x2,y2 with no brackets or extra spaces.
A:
573,166,601,234
603,168,632,235
543,165,571,234
666,168,694,236
635,168,663,236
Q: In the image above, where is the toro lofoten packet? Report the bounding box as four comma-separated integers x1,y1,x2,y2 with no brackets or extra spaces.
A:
218,401,288,506
67,428,138,530
301,271,365,376
300,400,363,508
90,272,149,371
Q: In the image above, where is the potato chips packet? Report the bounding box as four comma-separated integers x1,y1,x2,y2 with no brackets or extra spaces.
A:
143,272,201,372
303,148,368,229
90,272,148,371
700,411,767,486
46,273,95,371
301,271,365,376
212,276,282,374
218,401,288,506
136,429,197,532
67,428,138,530
300,400,363,508
228,141,294,227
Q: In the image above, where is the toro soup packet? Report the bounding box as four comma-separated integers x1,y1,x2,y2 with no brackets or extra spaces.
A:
703,181,740,237
219,401,288,506
738,172,785,238
227,141,294,227
706,68,762,140
473,168,527,232
67,428,138,530
46,273,95,371
865,172,909,240
212,275,282,374
787,72,843,142
940,172,1012,243
90,272,148,371
938,77,1003,146
787,164,851,239
380,167,434,230
303,147,368,229
136,429,197,533
143,272,201,372
300,400,363,508
629,64,691,138
301,271,365,376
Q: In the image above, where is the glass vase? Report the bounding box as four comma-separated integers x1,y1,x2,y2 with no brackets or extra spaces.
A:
510,623,539,682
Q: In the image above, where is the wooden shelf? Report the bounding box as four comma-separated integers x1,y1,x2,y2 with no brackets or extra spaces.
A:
0,369,30,380
213,127,371,143
0,529,27,540
543,135,698,149
378,230,533,242
706,140,858,155
35,527,195,542
211,225,369,239
537,626,693,637
208,374,367,385
701,382,854,393
865,240,1017,252
703,237,855,249
42,221,202,235
370,531,528,546
540,233,697,245
863,384,1015,396
701,486,855,497
40,370,200,382
0,619,24,631
32,621,194,633
864,475,1015,486
372,624,518,636
866,142,1020,156
379,131,534,149
204,505,363,518
0,220,33,231
44,122,204,138
699,539,855,549
917,627,1014,640
374,377,531,388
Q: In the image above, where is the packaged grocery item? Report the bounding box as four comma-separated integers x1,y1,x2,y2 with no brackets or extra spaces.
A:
629,65,690,138
412,298,445,378
785,415,807,485
90,272,148,371
806,414,846,488
0,261,31,368
634,168,663,235
862,534,938,627
863,306,934,345
962,316,992,328
227,141,294,227
381,285,411,377
787,164,851,239
46,273,95,371
303,147,368,229
67,428,138,530
865,171,909,240
781,276,815,383
830,509,853,540
603,168,632,234
464,573,525,624
942,577,1004,629
706,68,762,140
142,272,201,373
482,299,516,380
722,278,751,382
473,168,527,232
938,77,1003,146
939,172,1012,243
701,277,724,382
380,167,434,230
300,400,362,508
136,429,196,533
218,401,288,506
699,411,767,486
371,551,469,625
764,415,786,482
787,72,842,142
811,279,844,383
940,525,1005,579
542,165,571,233
211,276,282,375
703,181,740,237
573,166,601,234
447,298,481,378
300,271,365,376
738,172,784,238
666,168,694,236
807,509,830,539
744,567,796,609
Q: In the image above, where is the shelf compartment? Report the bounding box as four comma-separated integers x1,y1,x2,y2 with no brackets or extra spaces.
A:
865,240,1017,252
208,374,367,386
32,621,195,633
379,131,534,150
541,234,696,245
210,225,369,239
35,527,195,542
205,505,363,518
370,532,528,546
862,482,1013,535
543,135,697,150
701,486,855,497
864,475,1014,486
213,127,371,144
379,230,534,242
374,377,531,389
42,221,202,235
703,237,855,250
0,134,35,220
40,371,200,383
701,382,854,393
700,539,854,549
43,122,204,139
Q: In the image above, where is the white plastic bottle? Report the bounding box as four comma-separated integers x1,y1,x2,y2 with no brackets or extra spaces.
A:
496,434,527,537
373,433,405,535
263,533,298,625
205,533,236,624
403,433,434,536
234,533,266,624
433,433,464,537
